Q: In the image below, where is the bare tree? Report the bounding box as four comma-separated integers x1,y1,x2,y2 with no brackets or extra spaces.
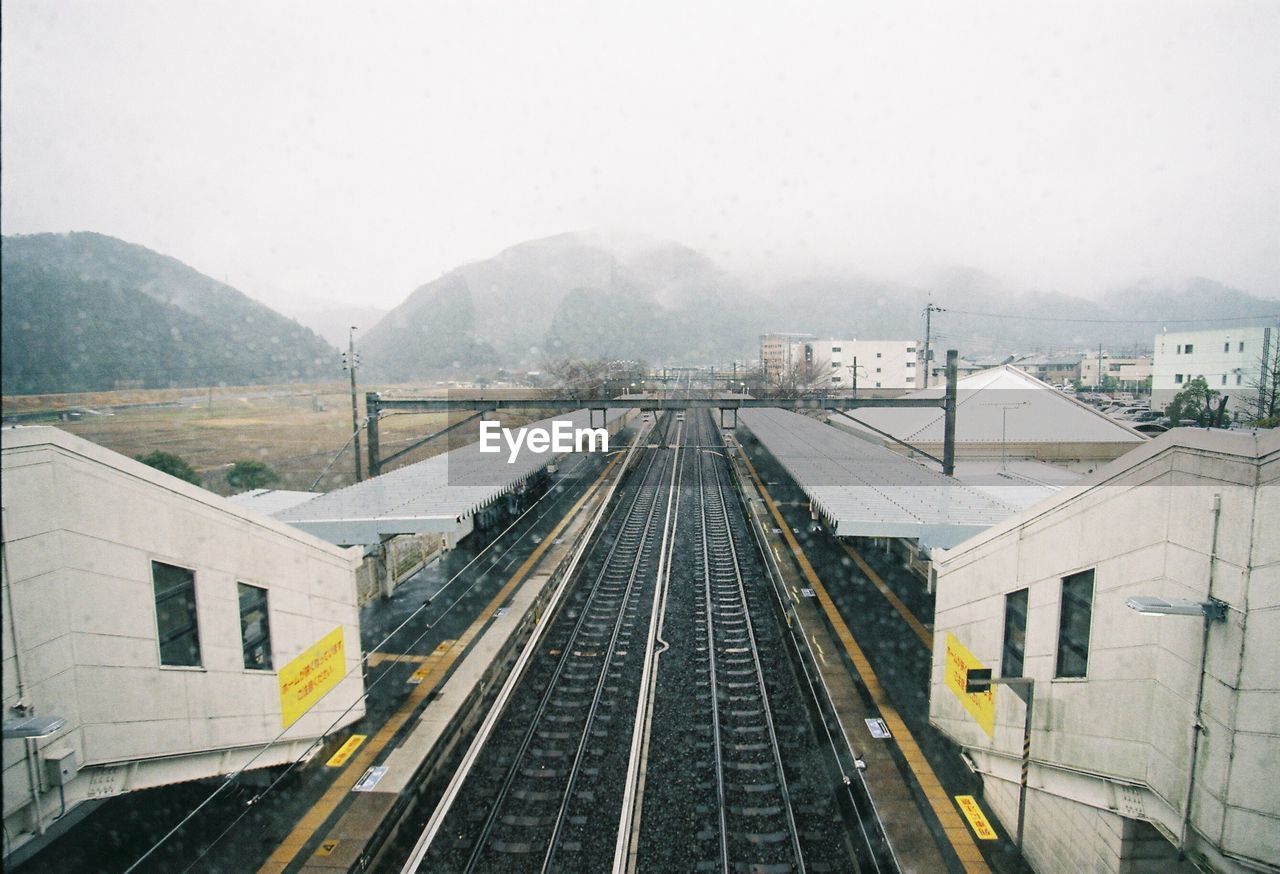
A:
1243,334,1280,426
539,356,648,400
760,357,829,398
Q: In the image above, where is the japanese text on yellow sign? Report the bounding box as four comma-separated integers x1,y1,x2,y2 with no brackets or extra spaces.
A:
279,626,345,728
944,633,995,737
956,795,999,840
326,734,366,768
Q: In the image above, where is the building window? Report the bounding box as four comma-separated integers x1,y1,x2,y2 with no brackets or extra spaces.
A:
1237,373,1243,385
906,361,915,368
1185,344,1194,354
238,583,273,670
875,367,882,373
1002,589,1029,678
1222,375,1228,385
1176,345,1182,354
905,376,914,382
152,561,201,667
876,352,882,358
831,361,840,368
1224,342,1230,353
1175,374,1184,384
830,376,841,383
907,347,915,353
1055,570,1094,678
1239,342,1245,352
831,346,841,352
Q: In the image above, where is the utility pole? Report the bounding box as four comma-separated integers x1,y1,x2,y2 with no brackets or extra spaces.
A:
1097,343,1104,392
923,302,944,388
343,326,363,482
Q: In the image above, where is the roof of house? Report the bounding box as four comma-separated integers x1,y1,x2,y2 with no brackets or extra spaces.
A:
838,365,1146,446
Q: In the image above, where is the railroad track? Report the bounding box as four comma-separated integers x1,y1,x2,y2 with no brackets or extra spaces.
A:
634,411,860,873
404,411,870,873
417,413,683,872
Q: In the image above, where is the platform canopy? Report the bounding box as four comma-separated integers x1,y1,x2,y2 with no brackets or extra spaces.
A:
739,408,1023,549
275,407,630,546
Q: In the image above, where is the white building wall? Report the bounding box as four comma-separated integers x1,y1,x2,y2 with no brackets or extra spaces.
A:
1151,327,1271,411
2,427,365,853
928,430,1280,873
760,335,919,389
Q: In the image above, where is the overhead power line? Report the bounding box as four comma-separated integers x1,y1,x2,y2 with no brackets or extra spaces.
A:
939,309,1279,325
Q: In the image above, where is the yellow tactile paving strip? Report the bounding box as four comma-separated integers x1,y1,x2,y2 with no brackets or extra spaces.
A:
740,451,992,874
258,453,622,874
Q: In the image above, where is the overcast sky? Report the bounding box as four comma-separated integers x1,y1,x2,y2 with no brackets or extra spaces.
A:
3,1,1278,311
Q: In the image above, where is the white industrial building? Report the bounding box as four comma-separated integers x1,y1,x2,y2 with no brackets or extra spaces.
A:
834,366,1146,473
1152,326,1274,414
759,333,920,389
928,428,1279,873
2,427,366,863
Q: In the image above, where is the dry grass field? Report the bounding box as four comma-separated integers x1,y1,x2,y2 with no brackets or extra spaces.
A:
3,383,540,496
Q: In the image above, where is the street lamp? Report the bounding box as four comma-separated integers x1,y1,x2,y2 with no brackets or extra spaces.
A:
1125,596,1226,620
4,713,67,838
1126,592,1228,858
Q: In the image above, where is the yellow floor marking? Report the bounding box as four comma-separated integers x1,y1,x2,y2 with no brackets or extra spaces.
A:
315,839,339,857
366,652,430,666
739,453,992,874
259,453,622,874
841,542,934,650
956,795,999,840
325,735,366,768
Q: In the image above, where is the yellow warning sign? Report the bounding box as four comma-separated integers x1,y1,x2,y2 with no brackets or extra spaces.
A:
326,734,366,768
944,633,995,737
316,838,340,857
956,795,999,840
279,626,345,728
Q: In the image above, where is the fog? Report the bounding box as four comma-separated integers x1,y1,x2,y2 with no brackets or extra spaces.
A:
2,1,1277,312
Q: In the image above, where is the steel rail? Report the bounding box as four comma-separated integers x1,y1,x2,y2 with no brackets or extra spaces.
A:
705,438,807,873
459,442,675,872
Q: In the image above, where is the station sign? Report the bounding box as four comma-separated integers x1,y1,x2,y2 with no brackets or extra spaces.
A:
944,633,995,737
279,626,346,728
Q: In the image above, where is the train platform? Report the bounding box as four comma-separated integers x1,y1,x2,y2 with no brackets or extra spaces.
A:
733,429,1034,874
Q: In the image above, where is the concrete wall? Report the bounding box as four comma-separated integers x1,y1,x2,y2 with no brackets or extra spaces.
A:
2,427,366,854
928,429,1280,872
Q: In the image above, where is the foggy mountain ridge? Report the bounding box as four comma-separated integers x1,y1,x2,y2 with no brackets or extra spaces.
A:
362,232,1279,376
1,232,337,395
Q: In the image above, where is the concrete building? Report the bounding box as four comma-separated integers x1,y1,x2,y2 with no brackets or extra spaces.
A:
1079,354,1153,391
1019,355,1084,387
759,333,920,389
928,428,1279,873
2,427,366,863
1152,327,1273,412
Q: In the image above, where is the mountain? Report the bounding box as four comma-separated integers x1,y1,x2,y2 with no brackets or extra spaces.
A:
1,232,337,394
360,232,766,377
361,233,1279,379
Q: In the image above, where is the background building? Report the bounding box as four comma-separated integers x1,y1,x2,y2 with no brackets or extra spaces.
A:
1151,326,1273,412
759,333,919,389
928,428,1279,873
834,366,1146,473
1078,353,1152,391
2,427,366,863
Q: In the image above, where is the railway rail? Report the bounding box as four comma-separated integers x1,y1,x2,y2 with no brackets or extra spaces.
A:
402,411,883,873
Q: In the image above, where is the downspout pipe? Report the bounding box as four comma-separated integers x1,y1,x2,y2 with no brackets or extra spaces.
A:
1179,492,1222,857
